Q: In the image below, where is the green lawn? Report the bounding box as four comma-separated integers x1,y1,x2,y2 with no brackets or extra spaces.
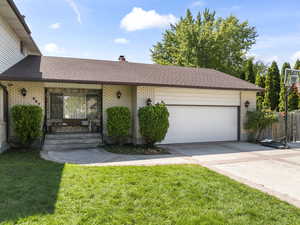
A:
1,151,300,225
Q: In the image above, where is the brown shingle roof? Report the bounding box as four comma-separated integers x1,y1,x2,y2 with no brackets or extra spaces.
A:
0,55,262,91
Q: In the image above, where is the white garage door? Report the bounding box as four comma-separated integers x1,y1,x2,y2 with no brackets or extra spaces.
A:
162,106,238,144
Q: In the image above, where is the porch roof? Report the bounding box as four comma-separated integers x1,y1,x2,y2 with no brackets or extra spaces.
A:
0,55,263,91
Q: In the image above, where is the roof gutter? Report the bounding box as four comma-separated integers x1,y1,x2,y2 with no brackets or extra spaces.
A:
6,0,31,34
0,76,264,92
0,83,9,146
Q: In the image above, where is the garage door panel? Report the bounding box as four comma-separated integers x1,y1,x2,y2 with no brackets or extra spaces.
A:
162,106,238,144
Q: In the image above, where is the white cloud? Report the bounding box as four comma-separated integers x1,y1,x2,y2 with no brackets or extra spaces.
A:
44,43,65,54
230,5,241,10
191,1,205,8
65,0,82,24
291,51,300,62
49,23,61,29
114,38,129,44
120,7,178,31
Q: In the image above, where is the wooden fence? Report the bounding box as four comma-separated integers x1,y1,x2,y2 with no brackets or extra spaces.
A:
260,112,300,142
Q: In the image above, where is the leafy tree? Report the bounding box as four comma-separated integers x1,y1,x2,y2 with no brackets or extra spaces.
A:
278,62,291,112
151,9,257,76
255,73,265,110
244,110,278,141
253,60,268,77
263,61,280,110
244,58,255,83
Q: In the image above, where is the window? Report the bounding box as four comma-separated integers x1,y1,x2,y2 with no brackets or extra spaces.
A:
20,41,25,55
50,93,100,120
64,95,86,119
50,94,63,119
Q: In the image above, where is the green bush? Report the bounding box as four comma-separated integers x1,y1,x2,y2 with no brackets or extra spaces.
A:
244,109,278,141
138,103,169,147
11,105,43,146
106,107,131,144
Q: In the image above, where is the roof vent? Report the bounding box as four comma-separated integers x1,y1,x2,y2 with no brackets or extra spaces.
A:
118,55,126,62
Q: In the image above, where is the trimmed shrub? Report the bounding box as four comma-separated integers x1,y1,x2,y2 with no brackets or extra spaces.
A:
106,106,131,144
138,103,169,147
11,105,43,147
244,109,278,141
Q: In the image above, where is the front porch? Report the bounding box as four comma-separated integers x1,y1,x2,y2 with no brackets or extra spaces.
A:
45,87,102,134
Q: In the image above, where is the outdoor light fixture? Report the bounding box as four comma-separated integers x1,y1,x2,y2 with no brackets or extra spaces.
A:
244,100,250,108
146,98,152,106
20,88,27,97
116,90,122,99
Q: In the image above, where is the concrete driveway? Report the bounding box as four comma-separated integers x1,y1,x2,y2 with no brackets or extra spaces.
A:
41,141,300,207
168,142,300,208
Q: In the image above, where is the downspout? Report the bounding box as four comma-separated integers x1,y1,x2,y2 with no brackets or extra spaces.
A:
0,83,9,145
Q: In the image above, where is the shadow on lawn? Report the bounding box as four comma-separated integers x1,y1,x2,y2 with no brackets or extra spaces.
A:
0,150,64,223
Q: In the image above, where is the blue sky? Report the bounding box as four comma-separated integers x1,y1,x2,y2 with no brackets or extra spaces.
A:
15,0,300,67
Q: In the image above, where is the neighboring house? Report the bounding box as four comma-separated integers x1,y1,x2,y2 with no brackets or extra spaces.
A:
0,0,40,152
0,0,262,152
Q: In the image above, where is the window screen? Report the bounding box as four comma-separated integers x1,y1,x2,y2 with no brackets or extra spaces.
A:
63,95,86,119
50,94,63,119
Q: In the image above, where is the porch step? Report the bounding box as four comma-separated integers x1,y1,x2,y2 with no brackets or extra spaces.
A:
44,138,101,145
43,133,102,151
46,133,101,140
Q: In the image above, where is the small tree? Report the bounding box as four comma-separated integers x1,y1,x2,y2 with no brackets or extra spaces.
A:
244,110,278,141
138,103,169,147
11,105,43,147
106,107,131,145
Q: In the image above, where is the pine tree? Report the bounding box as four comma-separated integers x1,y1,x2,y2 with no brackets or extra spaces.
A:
288,59,300,111
288,86,299,111
245,58,255,83
278,62,291,112
263,61,280,110
263,69,272,109
294,59,300,69
255,73,265,110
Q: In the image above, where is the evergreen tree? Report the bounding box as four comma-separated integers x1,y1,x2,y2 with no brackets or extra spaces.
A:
263,61,280,110
245,58,255,83
278,62,291,112
294,59,300,69
288,86,299,111
263,69,272,109
288,59,300,111
255,73,265,110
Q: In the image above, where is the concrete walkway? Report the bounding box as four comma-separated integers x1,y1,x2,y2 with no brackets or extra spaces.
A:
41,142,300,207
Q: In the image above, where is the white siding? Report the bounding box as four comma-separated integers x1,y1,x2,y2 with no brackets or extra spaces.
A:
0,14,28,73
155,87,240,106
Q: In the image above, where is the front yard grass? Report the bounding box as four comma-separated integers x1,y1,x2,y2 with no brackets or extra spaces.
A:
1,150,300,225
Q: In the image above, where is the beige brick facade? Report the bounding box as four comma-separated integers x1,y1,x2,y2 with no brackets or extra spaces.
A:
240,91,257,141
102,85,133,137
0,80,257,148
